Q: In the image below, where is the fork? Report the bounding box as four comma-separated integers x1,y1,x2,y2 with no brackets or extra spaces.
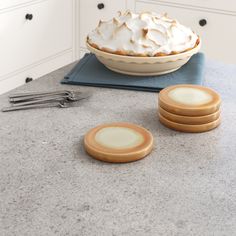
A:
9,90,82,103
2,96,89,112
9,90,72,98
10,93,91,107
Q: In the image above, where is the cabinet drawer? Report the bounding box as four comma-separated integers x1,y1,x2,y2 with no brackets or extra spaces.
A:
0,50,73,95
149,0,236,13
0,0,73,79
79,0,126,48
136,2,236,63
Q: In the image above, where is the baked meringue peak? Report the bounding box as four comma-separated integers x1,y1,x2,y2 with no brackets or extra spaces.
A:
87,11,199,56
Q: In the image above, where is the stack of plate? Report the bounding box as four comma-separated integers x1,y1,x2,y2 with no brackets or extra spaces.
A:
158,84,221,133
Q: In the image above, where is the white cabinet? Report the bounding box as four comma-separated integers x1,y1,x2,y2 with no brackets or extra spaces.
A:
78,0,127,55
134,0,236,64
0,0,75,95
135,1,236,63
0,0,72,78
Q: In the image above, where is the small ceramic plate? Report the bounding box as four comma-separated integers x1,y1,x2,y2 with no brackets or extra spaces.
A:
159,106,221,125
87,41,201,76
84,122,153,163
159,113,221,133
159,84,221,116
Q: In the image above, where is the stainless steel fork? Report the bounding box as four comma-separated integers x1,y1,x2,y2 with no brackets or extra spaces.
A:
11,93,91,107
2,96,89,112
9,90,72,98
9,90,82,102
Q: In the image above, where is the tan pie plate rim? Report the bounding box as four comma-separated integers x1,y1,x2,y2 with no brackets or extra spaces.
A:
159,84,221,116
84,122,154,163
87,41,201,76
159,113,221,133
159,106,221,125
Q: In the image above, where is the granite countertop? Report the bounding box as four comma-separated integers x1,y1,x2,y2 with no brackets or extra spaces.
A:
0,60,236,236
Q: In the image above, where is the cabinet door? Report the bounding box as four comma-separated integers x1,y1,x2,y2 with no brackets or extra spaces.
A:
136,2,236,64
79,0,127,48
0,0,73,79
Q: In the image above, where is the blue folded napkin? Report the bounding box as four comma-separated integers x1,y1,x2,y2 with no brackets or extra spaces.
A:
61,53,205,92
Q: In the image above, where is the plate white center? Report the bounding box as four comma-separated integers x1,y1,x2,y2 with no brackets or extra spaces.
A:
95,127,144,149
168,87,213,106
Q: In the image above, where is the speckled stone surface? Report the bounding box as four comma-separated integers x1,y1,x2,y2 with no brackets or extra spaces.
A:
0,60,236,236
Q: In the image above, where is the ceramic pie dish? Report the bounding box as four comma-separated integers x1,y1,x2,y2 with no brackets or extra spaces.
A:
87,41,201,76
87,11,201,76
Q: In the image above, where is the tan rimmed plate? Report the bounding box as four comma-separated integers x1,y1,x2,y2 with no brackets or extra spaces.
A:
84,122,153,163
87,41,201,76
159,113,221,133
159,84,221,116
159,106,221,125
